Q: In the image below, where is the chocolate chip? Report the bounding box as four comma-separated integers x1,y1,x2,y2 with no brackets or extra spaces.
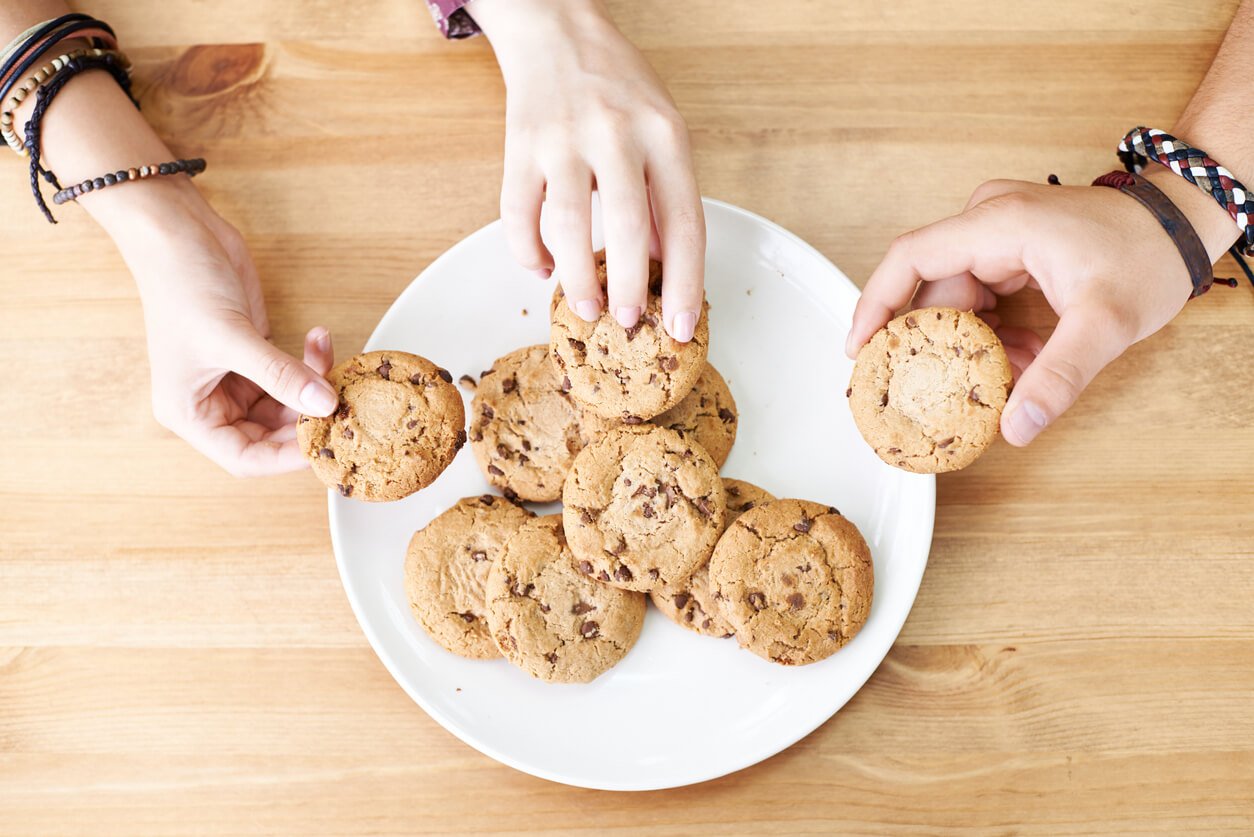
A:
511,582,534,597
545,652,557,664
580,509,594,525
624,478,632,487
459,374,476,388
502,376,517,393
496,443,509,458
503,488,519,502
623,415,644,425
337,484,353,497
887,447,901,454
937,437,955,449
482,405,495,419
458,612,476,623
625,323,643,341
539,603,550,613
685,610,694,622
663,484,677,508
659,356,679,372
695,498,713,518
319,447,334,458
674,593,691,609
471,430,484,442
786,593,805,611
471,550,487,562
597,344,609,355
827,630,840,642
568,339,586,354
408,373,424,385
702,619,713,630
611,538,627,556
845,387,852,398
481,369,495,378
794,515,811,533
572,601,594,614
487,464,504,476
436,368,452,383
648,569,659,580
579,561,594,575
598,570,611,582
614,565,633,582
718,408,735,423
737,501,755,512
522,439,531,451
343,427,354,440
747,592,766,611
455,429,467,449
828,506,841,515
406,420,418,429
936,311,943,320
643,313,658,327
560,376,572,393
479,494,495,505
374,359,393,379
968,386,983,404
642,503,654,519
580,620,600,638
906,315,917,328
880,393,889,407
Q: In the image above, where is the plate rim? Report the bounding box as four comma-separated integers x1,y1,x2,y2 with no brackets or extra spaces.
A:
328,197,936,791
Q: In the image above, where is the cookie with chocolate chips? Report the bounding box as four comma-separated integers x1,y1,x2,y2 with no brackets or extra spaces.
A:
562,425,726,593
549,251,709,421
404,494,534,659
848,307,1011,474
485,514,646,683
650,478,775,638
297,350,466,501
648,363,738,469
709,499,873,666
470,344,611,502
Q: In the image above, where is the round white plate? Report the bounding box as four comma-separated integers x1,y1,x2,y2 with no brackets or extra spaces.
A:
329,198,935,791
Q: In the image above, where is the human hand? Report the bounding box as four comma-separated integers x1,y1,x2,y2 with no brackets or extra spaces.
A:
467,0,706,341
846,169,1238,446
109,180,338,476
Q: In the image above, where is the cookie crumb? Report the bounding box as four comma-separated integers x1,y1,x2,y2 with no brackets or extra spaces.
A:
459,374,476,390
521,308,528,316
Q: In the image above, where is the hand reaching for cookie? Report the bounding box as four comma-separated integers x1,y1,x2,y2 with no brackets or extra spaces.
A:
466,0,706,342
845,167,1239,447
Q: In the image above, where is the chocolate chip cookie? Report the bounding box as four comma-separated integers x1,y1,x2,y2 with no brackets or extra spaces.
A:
562,425,726,593
298,351,466,501
550,251,709,421
485,514,647,683
649,363,738,469
848,307,1011,474
404,494,534,659
708,499,873,666
650,478,776,637
470,344,611,502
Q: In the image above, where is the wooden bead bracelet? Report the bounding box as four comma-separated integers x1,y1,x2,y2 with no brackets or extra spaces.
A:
52,158,207,205
1,48,129,156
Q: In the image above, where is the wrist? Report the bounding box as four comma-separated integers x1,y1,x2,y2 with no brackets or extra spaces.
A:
466,0,611,68
1138,164,1240,263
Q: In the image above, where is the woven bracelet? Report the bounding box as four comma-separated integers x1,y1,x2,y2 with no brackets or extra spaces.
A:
53,158,206,205
1119,127,1254,257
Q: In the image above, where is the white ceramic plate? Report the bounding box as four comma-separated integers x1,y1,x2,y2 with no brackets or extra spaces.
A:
329,198,935,791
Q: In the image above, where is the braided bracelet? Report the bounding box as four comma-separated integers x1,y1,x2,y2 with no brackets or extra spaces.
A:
2,48,128,156
23,52,138,223
53,158,206,205
1119,127,1254,256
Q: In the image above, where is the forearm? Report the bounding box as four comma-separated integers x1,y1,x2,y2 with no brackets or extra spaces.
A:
1139,1,1254,261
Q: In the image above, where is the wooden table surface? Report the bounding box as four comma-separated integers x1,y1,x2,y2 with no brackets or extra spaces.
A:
3,1,1253,833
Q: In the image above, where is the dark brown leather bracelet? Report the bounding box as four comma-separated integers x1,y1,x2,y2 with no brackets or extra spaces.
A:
1091,170,1214,298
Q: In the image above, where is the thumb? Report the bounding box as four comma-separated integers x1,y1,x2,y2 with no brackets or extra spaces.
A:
227,325,339,416
1000,306,1130,446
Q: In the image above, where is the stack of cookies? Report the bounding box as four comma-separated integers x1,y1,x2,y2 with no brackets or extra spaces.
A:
402,252,874,683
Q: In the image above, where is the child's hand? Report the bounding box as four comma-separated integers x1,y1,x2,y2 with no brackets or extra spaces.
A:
846,169,1238,446
109,181,337,476
468,0,705,341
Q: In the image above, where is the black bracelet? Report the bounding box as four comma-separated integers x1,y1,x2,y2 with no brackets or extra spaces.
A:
53,158,207,205
24,52,137,223
0,16,117,106
0,13,92,93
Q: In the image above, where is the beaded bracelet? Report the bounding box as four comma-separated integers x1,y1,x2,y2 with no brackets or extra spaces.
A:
1118,127,1254,257
0,17,118,105
24,52,138,223
0,14,93,89
2,48,129,156
53,158,206,205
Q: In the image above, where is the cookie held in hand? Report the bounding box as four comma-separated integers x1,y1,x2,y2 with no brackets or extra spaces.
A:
848,307,1011,473
298,350,466,501
550,251,708,422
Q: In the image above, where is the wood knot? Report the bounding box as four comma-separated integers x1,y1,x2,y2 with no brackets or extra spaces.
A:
167,44,267,98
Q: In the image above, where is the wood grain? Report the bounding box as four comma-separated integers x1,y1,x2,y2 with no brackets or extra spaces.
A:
2,0,1253,833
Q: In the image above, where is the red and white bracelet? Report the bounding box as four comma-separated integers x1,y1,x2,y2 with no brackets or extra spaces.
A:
1118,126,1254,256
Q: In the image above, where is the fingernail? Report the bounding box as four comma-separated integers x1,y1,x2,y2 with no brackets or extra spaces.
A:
312,327,331,351
1006,400,1047,445
533,268,551,280
615,306,642,328
844,332,856,358
574,298,602,322
300,379,338,416
671,310,698,343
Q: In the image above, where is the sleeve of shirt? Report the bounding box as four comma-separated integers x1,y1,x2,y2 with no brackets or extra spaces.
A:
425,0,481,39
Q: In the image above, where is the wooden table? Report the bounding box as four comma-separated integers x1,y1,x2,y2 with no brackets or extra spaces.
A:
3,1,1253,833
